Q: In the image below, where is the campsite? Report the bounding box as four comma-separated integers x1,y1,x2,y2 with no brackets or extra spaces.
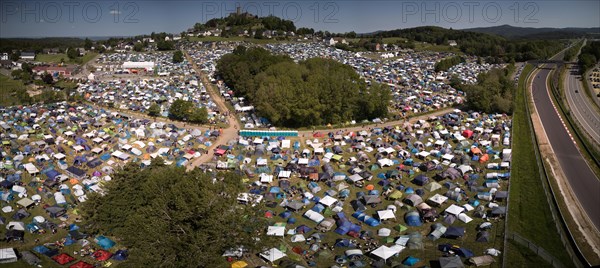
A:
222,109,511,266
0,101,221,267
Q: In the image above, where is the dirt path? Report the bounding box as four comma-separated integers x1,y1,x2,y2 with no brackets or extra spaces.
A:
185,51,240,171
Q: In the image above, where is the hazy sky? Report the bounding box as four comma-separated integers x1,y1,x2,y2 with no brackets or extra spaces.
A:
1,0,598,37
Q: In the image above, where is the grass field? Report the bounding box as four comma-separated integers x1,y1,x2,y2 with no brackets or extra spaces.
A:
35,52,98,65
507,64,573,265
505,240,553,268
0,74,30,106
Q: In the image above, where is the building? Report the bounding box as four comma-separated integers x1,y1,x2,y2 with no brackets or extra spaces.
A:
325,37,347,46
0,53,8,61
32,65,78,78
448,40,458,47
20,52,35,61
122,61,155,72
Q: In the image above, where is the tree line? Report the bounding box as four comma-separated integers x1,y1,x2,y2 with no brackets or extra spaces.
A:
80,160,273,267
435,56,465,72
363,26,565,63
217,46,391,127
578,41,600,74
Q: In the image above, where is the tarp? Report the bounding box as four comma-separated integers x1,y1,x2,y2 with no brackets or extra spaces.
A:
52,253,75,265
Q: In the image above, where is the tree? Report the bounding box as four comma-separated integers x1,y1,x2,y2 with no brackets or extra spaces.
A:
67,47,79,59
156,41,174,51
133,43,144,52
80,163,274,267
147,103,161,117
10,52,20,61
172,50,184,63
169,99,190,121
189,107,208,124
84,38,93,50
41,72,54,84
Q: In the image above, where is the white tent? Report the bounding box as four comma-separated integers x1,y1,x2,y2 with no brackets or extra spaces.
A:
445,204,465,216
0,248,17,263
371,245,402,260
260,248,286,263
259,173,273,183
304,210,324,223
377,210,396,220
291,234,306,243
378,228,392,237
458,213,473,223
428,193,448,206
266,226,285,237
319,196,338,207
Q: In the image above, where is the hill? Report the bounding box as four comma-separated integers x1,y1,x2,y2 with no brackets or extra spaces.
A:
463,24,600,39
360,26,565,62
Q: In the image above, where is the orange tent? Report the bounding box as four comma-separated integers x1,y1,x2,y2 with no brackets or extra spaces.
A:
142,153,151,160
470,147,482,155
365,184,375,191
69,178,79,185
479,154,489,163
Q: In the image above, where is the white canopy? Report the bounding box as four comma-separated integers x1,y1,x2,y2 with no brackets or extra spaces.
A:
371,245,402,260
260,248,286,262
266,226,285,237
445,204,465,216
319,196,338,207
377,210,396,220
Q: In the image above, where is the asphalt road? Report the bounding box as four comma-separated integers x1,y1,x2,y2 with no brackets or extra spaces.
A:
532,68,600,230
565,64,600,142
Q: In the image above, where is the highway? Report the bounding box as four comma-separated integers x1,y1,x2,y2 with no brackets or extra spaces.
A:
565,64,600,142
531,68,600,230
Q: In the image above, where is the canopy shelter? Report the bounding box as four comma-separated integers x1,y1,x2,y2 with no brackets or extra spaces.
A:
260,248,286,263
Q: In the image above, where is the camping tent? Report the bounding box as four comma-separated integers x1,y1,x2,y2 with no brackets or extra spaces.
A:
469,255,495,267
404,211,422,226
439,256,465,268
260,248,286,262
0,248,17,263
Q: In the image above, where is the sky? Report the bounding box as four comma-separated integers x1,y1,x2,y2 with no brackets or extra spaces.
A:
0,0,599,38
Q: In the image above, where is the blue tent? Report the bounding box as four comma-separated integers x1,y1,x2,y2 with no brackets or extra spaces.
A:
455,247,474,258
96,236,116,250
335,239,351,247
113,250,129,261
279,211,292,219
403,256,420,266
352,211,380,227
444,226,465,239
269,187,281,193
405,211,422,227
412,175,429,186
312,204,325,213
287,217,297,224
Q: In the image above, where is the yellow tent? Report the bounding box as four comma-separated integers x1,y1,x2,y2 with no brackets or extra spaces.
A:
231,261,248,268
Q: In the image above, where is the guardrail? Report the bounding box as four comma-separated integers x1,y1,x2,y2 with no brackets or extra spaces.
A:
526,65,589,268
506,232,567,268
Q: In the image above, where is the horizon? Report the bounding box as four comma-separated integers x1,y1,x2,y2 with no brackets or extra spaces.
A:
2,24,600,39
1,1,599,38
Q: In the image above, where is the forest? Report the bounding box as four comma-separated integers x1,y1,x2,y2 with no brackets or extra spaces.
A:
459,65,516,114
80,160,273,267
217,46,391,127
365,26,565,62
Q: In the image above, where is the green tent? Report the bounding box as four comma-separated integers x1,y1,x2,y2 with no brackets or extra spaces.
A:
389,190,403,200
395,224,408,232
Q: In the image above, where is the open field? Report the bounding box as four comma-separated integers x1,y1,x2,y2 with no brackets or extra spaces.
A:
35,53,98,65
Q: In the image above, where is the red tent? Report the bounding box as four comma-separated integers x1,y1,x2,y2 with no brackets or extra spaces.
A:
215,149,226,156
52,253,75,265
70,261,94,268
93,249,113,261
462,129,473,138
